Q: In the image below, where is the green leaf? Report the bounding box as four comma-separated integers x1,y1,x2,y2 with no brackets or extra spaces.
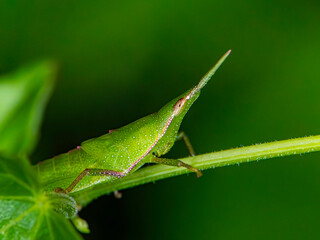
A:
0,61,56,156
0,155,82,240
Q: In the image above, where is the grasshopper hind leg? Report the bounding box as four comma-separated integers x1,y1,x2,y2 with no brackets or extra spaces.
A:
54,168,125,194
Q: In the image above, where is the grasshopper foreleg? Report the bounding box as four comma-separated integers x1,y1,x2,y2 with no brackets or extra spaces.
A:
176,131,196,156
55,168,125,194
148,157,202,178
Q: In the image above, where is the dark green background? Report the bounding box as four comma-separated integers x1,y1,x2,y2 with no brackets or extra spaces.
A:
1,0,320,239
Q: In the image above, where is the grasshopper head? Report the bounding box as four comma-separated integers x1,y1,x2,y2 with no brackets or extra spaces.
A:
154,50,231,156
170,50,232,118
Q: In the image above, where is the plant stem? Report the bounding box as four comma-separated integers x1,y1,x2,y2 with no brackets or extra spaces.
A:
71,135,320,206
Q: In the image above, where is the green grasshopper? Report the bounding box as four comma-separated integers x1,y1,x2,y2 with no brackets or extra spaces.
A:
36,50,231,194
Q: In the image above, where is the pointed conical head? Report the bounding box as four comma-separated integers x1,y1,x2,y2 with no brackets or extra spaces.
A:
155,50,231,156
196,49,231,91
184,49,232,104
170,49,231,118
157,49,231,127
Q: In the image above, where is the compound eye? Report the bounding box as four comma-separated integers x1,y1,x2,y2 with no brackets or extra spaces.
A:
172,98,186,116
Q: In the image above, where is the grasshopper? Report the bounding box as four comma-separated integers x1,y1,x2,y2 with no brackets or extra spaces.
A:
36,50,231,194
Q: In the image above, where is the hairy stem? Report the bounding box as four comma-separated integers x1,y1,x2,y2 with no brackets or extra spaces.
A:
71,135,320,206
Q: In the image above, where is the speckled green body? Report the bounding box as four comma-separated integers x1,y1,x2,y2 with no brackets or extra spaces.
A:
36,90,198,193
35,50,230,193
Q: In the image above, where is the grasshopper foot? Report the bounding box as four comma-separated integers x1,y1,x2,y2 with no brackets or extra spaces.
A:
149,157,203,178
114,190,122,199
54,187,68,194
181,162,202,178
195,169,203,178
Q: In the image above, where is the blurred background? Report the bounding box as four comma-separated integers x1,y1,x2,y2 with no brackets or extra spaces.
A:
1,0,320,239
